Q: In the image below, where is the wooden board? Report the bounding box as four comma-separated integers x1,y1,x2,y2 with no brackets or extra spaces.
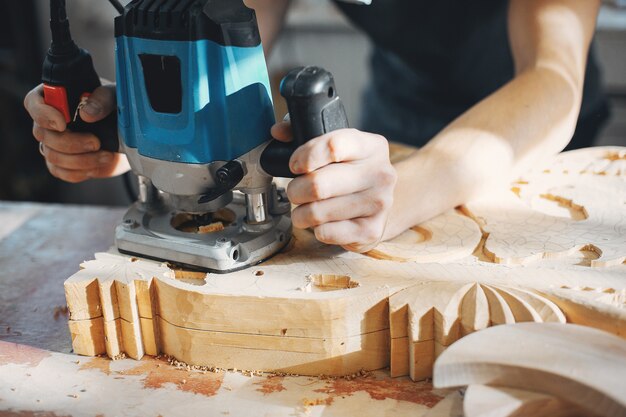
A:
64,147,626,378
433,323,626,417
0,341,448,417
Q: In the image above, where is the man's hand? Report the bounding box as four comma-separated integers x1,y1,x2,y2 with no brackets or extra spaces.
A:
24,83,130,183
271,121,397,253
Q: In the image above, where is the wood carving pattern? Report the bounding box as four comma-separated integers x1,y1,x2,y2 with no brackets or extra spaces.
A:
64,147,626,379
388,281,566,379
366,210,481,263
467,147,626,267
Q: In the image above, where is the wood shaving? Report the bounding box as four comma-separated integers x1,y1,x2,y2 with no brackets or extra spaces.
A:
162,355,370,380
198,222,225,234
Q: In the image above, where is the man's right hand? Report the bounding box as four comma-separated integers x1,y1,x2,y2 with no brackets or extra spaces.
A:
24,83,130,183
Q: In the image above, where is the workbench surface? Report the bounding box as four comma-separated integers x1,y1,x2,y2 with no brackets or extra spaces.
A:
0,201,448,417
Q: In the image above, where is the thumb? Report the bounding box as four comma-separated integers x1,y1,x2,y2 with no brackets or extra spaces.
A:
270,114,293,143
79,84,116,123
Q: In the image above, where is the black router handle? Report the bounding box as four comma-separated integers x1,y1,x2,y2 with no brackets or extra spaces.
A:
260,66,349,178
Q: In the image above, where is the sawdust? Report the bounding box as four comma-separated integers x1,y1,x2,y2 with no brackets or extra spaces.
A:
164,355,226,373
198,222,225,234
605,151,626,161
313,377,444,407
255,376,287,395
170,268,208,281
302,397,334,407
80,355,224,397
79,356,112,375
0,341,51,367
119,357,224,397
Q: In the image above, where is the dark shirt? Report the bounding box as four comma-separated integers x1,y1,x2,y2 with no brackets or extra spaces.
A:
334,0,609,150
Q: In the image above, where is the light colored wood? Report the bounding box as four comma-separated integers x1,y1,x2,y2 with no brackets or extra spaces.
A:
434,323,626,417
159,319,390,375
64,147,626,378
64,239,396,375
390,281,567,381
367,210,482,263
467,147,626,268
459,284,490,336
539,286,626,338
68,318,106,356
463,385,586,417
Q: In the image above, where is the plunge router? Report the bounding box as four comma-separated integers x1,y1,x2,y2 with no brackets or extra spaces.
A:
42,0,349,273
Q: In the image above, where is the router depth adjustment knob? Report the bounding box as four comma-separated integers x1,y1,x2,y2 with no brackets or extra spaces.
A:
198,160,245,204
216,161,244,186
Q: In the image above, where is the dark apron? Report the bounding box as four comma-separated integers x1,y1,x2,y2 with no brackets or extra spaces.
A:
334,0,610,150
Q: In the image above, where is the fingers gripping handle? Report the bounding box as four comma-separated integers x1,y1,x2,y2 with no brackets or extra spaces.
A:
42,48,119,152
260,66,349,178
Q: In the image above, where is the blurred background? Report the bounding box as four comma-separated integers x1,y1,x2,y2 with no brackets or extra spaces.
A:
0,0,625,207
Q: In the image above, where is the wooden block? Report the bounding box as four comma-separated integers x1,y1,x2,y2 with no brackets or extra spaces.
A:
103,319,123,358
410,339,435,381
389,336,409,377
434,323,626,417
158,317,390,376
154,276,390,338
64,275,100,320
120,319,143,360
115,280,144,360
134,279,155,319
62,147,626,377
139,317,159,356
68,318,106,356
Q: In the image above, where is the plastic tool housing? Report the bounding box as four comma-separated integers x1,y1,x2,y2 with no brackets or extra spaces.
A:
261,67,349,178
114,0,275,165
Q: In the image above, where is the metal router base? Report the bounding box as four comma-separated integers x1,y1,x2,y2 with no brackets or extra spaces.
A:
115,197,292,273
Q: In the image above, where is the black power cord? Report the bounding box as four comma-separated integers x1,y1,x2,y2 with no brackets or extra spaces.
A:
107,0,125,14
47,0,137,204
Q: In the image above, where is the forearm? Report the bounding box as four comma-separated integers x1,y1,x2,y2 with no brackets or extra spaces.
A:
246,0,291,55
383,0,600,240
384,66,583,239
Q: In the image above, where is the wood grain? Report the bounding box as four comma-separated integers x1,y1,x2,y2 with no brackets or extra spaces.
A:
62,147,626,378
